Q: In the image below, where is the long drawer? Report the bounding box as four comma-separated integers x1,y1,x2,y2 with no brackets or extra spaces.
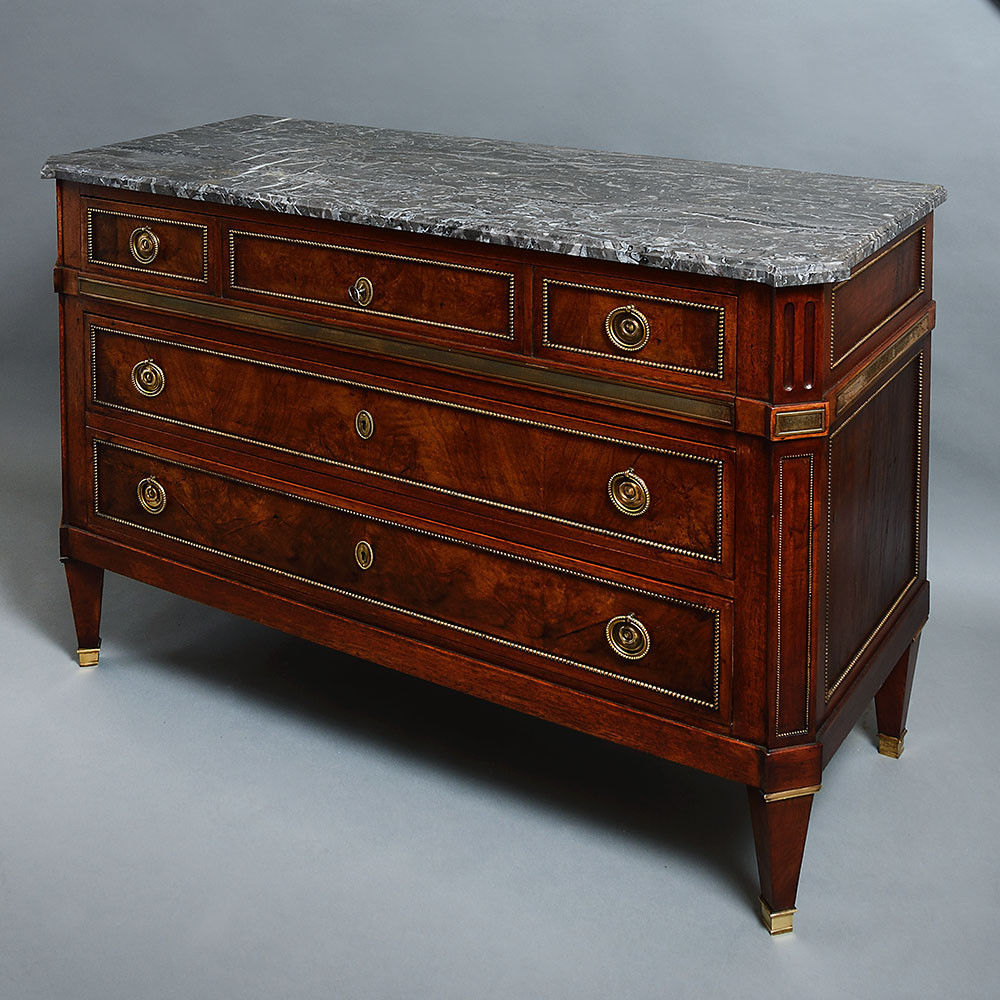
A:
226,225,519,349
91,436,732,722
88,315,732,573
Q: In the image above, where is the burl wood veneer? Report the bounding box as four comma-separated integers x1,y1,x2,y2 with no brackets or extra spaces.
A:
43,117,946,933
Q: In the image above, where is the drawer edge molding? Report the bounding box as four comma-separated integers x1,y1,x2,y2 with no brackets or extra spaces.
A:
92,439,723,710
89,323,726,563
87,208,209,283
76,277,734,425
541,278,726,379
228,229,517,340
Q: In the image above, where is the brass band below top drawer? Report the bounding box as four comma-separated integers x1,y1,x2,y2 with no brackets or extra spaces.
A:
89,316,732,572
91,437,732,720
85,201,210,285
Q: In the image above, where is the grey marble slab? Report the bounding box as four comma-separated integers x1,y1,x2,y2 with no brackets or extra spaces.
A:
42,115,945,286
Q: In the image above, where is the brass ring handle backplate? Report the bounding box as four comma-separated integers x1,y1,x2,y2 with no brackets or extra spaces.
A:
348,276,374,308
605,304,650,352
131,359,166,397
355,409,374,440
136,476,167,515
355,539,374,570
606,614,651,660
607,468,650,516
129,226,160,265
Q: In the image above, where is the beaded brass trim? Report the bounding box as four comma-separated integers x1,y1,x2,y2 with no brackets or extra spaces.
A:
86,208,209,283
830,226,926,370
228,229,516,340
92,439,724,711
824,355,924,700
541,278,726,380
89,324,726,563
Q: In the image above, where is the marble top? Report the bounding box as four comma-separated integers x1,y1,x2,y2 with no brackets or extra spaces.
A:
42,115,946,286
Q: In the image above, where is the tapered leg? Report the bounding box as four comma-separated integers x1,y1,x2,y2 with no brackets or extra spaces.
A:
874,633,920,758
63,558,104,666
747,787,814,935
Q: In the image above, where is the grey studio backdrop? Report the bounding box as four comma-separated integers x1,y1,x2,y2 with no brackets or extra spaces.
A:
2,2,998,998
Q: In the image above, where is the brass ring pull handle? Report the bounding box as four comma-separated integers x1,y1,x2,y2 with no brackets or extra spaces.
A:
606,614,651,660
354,539,374,570
348,276,374,308
607,468,650,516
131,359,166,398
355,409,374,440
604,303,650,352
129,226,160,265
136,476,167,515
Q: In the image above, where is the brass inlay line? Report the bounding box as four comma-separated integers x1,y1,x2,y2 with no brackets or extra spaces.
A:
92,439,723,711
228,229,516,341
762,783,821,803
775,454,814,739
90,324,726,563
541,278,727,380
77,278,734,426
824,355,924,700
86,208,209,284
835,312,930,416
830,226,926,370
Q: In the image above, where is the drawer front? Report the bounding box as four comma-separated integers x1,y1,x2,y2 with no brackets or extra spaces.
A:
90,319,730,570
537,271,735,391
92,438,731,718
227,227,517,345
85,203,209,285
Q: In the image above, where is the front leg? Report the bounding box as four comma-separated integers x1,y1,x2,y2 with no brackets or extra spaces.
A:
747,785,816,934
63,558,104,666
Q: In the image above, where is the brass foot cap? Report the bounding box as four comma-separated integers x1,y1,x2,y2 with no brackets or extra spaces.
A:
77,647,100,667
760,898,796,935
878,730,906,758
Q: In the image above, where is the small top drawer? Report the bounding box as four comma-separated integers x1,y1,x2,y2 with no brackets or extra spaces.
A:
537,269,735,392
226,226,519,349
85,202,209,286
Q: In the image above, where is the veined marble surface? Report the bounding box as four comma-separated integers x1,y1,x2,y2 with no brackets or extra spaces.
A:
42,115,946,286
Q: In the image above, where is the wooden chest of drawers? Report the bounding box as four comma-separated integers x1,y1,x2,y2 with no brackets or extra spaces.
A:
43,117,945,933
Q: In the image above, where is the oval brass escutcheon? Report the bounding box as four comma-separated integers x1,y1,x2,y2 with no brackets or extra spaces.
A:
606,614,651,660
607,468,650,516
136,476,167,515
354,539,374,570
131,359,166,397
348,275,374,308
129,226,160,265
604,303,650,352
355,409,374,439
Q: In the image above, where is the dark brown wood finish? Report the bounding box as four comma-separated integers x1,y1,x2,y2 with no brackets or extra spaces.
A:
51,176,936,933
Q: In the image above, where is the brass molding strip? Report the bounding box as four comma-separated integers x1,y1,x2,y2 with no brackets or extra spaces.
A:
824,355,924,700
86,208,209,284
830,226,926,370
90,324,726,563
228,229,517,341
93,439,723,711
835,311,930,417
77,278,734,426
541,277,727,380
771,404,828,440
762,783,821,803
